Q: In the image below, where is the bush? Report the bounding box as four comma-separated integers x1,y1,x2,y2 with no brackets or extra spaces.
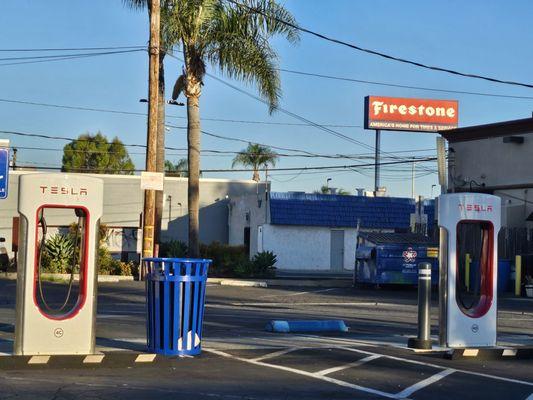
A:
234,251,277,278
199,242,248,277
251,251,277,278
39,234,76,273
159,240,187,258
96,247,137,276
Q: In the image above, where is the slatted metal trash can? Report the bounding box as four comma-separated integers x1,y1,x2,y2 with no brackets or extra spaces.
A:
144,258,211,356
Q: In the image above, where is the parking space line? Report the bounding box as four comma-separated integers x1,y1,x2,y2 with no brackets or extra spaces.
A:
251,347,302,362
315,354,381,376
394,369,455,399
337,346,533,388
205,348,398,399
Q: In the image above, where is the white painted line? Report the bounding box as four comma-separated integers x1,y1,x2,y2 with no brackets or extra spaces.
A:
316,354,381,376
28,355,50,364
261,288,337,299
394,369,455,399
205,348,397,399
463,349,479,357
135,354,156,363
83,354,105,364
230,301,398,307
337,346,533,387
252,347,302,362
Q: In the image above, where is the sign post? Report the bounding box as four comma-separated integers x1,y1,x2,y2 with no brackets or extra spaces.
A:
374,129,381,193
0,140,10,200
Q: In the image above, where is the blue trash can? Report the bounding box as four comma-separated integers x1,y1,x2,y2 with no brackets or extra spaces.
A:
143,258,211,356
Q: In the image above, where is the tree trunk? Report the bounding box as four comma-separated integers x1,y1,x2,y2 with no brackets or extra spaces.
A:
187,94,201,257
252,169,260,182
154,52,166,252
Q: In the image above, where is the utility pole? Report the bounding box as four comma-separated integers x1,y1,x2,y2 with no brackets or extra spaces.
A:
411,159,416,199
142,0,161,263
374,130,381,194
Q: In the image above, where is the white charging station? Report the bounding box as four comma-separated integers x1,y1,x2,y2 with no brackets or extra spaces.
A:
14,174,103,355
438,193,501,348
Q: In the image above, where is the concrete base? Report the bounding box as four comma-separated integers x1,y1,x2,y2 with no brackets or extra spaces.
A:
407,337,432,350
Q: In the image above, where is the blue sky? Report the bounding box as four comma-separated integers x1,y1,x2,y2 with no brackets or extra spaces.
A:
0,0,532,198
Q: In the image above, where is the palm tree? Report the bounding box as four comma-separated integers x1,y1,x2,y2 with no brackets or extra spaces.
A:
165,158,188,177
126,0,299,257
232,143,278,182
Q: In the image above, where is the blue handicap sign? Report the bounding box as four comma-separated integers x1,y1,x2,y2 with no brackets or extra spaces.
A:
0,148,9,199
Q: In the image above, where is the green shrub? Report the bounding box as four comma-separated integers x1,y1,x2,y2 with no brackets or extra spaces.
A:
159,240,188,258
39,234,76,273
199,242,248,277
234,251,277,278
251,251,277,278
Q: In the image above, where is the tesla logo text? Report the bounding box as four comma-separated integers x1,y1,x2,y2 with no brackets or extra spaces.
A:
39,186,88,196
459,204,493,212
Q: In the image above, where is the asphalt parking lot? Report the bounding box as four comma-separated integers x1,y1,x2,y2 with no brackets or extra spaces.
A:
0,279,531,399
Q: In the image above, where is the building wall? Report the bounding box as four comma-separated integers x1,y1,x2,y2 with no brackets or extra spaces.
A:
228,191,269,256
259,224,357,272
0,171,267,258
449,135,533,228
449,135,533,190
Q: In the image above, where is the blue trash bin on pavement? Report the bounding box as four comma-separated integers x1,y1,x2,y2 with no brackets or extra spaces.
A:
143,258,211,356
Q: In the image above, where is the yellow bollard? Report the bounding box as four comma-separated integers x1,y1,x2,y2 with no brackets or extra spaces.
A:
465,253,471,291
515,255,522,296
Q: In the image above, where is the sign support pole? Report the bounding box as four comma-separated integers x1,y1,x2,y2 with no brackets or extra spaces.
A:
374,129,381,194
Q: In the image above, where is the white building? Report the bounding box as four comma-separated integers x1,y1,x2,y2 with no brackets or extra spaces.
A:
229,192,416,274
1,170,267,261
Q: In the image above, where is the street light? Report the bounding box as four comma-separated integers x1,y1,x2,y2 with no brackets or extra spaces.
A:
326,178,332,188
139,98,185,106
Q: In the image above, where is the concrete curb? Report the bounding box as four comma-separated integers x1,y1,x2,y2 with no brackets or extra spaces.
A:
0,272,134,283
445,347,533,360
207,277,353,288
0,352,195,370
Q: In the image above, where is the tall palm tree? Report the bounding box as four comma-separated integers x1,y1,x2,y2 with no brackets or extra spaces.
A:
232,143,278,182
126,0,299,257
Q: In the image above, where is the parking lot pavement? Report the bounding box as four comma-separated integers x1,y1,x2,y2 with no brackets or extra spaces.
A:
0,280,531,399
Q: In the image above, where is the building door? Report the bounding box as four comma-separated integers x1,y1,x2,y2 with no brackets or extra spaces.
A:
330,230,345,271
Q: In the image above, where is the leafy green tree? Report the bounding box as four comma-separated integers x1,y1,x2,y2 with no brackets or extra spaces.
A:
62,132,134,175
124,0,299,257
315,185,351,195
165,158,188,177
232,143,278,182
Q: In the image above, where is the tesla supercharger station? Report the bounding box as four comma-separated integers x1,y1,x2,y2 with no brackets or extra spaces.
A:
438,193,501,348
14,174,103,355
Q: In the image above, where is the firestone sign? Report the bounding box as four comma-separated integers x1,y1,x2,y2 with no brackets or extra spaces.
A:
364,96,459,132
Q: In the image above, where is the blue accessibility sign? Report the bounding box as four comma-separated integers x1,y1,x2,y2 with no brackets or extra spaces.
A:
0,147,9,199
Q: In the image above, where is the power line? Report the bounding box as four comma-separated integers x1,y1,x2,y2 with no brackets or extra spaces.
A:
14,156,436,175
226,0,533,90
0,97,364,128
0,49,145,67
279,69,533,101
203,157,436,173
0,45,146,52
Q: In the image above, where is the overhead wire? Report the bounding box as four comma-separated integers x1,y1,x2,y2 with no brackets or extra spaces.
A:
225,0,533,89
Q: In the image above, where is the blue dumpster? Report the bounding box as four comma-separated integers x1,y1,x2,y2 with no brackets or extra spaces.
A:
469,260,511,294
144,258,211,356
355,232,439,285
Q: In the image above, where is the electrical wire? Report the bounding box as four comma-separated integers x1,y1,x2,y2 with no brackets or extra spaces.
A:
279,68,533,101
226,0,533,89
0,49,145,67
